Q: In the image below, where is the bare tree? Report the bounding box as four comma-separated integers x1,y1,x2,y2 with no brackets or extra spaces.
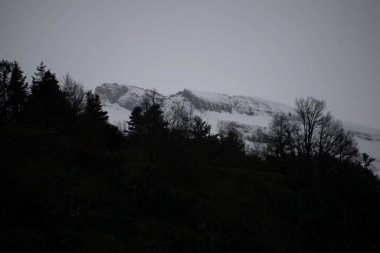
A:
316,118,358,160
334,129,358,161
295,97,331,158
166,101,194,133
141,88,163,110
61,73,85,119
268,112,298,157
166,101,211,139
267,97,358,162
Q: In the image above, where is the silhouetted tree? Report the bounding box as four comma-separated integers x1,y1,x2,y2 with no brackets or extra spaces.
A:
191,116,211,139
7,61,28,122
143,103,168,142
31,61,46,92
76,90,124,152
165,101,212,140
83,91,108,124
141,88,163,110
0,60,11,123
267,98,358,163
166,101,193,136
61,73,85,121
127,101,168,161
361,153,375,169
295,97,331,158
268,112,297,157
218,123,245,166
29,62,69,124
316,118,358,161
127,105,143,140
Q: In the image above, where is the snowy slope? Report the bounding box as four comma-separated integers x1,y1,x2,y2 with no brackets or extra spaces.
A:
341,121,380,176
96,83,380,176
102,101,132,126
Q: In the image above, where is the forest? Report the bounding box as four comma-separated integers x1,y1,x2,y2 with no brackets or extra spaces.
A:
1,60,380,253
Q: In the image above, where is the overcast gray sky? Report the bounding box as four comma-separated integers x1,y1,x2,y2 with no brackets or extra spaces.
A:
1,0,380,128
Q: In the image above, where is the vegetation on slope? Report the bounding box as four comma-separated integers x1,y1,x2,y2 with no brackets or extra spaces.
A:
1,60,379,253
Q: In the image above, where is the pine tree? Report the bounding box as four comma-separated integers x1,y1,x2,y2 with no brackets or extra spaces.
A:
126,103,168,161
143,104,168,140
8,61,28,122
83,91,108,124
0,60,11,123
127,106,143,139
29,62,69,124
141,103,168,161
77,91,123,152
31,61,46,92
29,62,46,115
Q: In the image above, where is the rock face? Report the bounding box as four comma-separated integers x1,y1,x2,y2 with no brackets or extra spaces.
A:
95,83,380,175
95,83,165,111
95,83,129,104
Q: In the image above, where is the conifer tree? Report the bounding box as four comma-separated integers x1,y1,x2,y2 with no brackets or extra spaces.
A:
83,91,108,124
142,103,168,161
29,62,69,124
8,61,28,122
127,106,143,139
31,61,46,94
0,60,11,123
143,104,168,140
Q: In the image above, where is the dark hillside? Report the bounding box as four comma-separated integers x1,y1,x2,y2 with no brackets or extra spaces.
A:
2,124,380,253
1,61,379,253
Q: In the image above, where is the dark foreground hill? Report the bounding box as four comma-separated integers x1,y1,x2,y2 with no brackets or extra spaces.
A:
2,124,380,253
1,60,378,252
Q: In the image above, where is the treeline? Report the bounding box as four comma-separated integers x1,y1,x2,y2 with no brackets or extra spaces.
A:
267,97,358,161
0,60,104,126
124,90,370,171
124,91,247,168
0,60,121,147
0,59,368,168
1,59,380,253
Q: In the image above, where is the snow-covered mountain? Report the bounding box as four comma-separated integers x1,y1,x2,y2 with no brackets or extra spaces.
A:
95,83,380,176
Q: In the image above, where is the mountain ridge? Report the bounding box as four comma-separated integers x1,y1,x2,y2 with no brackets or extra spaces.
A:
95,82,380,175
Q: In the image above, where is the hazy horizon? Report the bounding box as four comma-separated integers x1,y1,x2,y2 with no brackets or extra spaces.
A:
1,0,380,129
